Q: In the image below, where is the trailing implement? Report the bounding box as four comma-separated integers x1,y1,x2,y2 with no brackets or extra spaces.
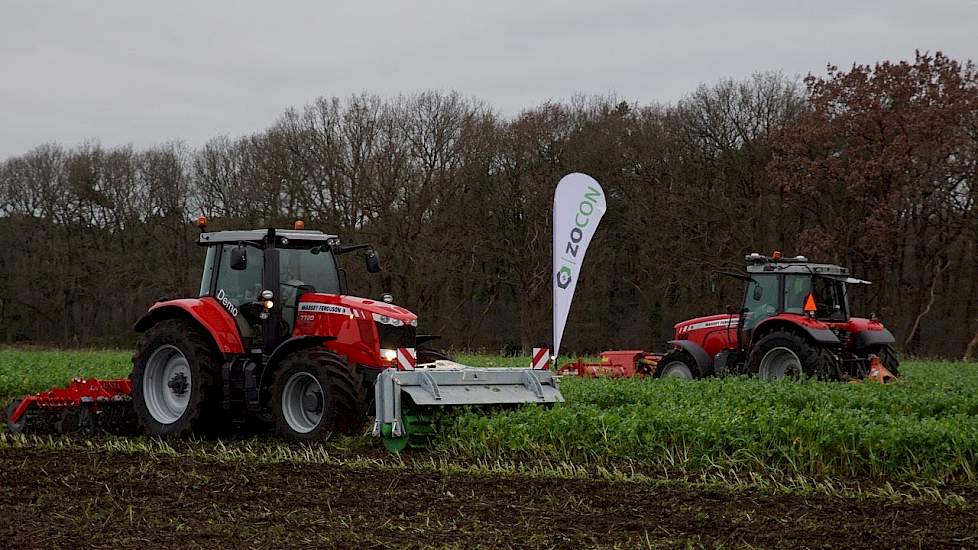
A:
5,221,562,450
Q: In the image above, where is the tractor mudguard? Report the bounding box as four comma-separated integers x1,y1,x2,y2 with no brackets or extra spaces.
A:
134,298,244,356
667,339,712,370
753,318,841,346
266,335,335,368
851,328,896,350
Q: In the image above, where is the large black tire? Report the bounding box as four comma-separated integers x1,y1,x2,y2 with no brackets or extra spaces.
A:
655,349,703,379
748,329,830,380
271,349,367,442
130,319,225,437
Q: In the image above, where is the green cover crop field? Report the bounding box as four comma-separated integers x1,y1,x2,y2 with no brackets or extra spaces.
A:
3,348,977,484
3,348,978,547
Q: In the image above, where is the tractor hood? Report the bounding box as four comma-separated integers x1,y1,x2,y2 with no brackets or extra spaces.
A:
674,314,739,336
298,293,418,326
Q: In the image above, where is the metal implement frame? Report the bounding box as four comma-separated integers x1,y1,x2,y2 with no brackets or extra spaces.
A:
372,361,563,438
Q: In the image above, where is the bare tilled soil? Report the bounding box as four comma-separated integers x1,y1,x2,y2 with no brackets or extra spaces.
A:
0,447,976,549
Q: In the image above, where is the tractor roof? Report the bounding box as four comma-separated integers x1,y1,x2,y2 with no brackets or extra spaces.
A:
197,229,338,245
745,252,850,276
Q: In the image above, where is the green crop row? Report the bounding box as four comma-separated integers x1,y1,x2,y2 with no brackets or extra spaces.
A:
441,362,978,483
2,349,977,484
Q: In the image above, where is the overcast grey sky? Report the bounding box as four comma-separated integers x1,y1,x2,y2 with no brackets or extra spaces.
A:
1,0,975,158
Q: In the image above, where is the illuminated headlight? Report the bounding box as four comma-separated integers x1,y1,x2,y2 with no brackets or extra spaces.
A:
263,300,274,309
372,313,404,326
380,348,397,362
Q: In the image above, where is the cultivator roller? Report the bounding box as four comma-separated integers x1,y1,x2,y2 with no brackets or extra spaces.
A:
373,348,563,452
4,378,139,436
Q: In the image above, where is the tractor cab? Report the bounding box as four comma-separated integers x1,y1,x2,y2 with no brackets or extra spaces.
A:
740,252,858,345
197,226,383,354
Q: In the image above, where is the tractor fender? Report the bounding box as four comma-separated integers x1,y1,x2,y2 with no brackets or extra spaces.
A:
752,318,840,346
851,328,896,350
667,339,712,370
258,335,336,392
133,298,244,356
266,335,336,370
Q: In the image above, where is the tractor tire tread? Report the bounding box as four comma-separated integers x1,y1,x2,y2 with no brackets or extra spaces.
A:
748,329,832,380
130,318,225,437
655,349,703,379
271,349,367,441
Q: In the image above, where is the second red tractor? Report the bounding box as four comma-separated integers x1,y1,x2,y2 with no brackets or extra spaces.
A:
561,252,898,381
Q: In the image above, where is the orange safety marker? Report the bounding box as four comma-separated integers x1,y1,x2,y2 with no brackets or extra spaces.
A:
803,293,818,314
865,355,897,383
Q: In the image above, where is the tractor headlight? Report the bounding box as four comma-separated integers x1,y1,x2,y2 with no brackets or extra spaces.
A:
260,290,274,300
380,348,397,362
263,300,274,309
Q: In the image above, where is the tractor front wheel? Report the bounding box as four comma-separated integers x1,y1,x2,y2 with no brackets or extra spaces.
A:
748,330,826,380
272,349,367,441
655,349,701,379
131,319,224,437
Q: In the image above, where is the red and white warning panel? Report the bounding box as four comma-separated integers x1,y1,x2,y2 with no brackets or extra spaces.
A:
396,347,417,370
531,347,551,370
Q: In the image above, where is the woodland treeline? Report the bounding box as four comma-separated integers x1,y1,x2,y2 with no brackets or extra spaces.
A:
1,52,976,358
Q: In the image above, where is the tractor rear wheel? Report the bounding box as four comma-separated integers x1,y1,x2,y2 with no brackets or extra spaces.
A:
748,329,826,380
130,319,224,437
272,349,367,441
655,349,701,380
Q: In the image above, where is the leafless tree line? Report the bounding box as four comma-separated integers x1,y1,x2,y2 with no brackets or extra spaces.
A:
2,56,976,358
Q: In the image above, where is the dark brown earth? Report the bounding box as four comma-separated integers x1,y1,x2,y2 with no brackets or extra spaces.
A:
1,447,976,549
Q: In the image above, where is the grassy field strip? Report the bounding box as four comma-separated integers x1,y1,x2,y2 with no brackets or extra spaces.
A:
442,367,978,484
2,348,977,488
0,432,968,507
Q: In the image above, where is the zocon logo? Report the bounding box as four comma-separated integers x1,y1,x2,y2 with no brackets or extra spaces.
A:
556,185,602,290
216,288,239,317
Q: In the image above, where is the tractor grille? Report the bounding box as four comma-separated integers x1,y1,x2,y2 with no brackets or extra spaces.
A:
376,322,416,350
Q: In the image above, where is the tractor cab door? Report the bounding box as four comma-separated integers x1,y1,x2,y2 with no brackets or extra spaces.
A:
740,274,780,347
212,244,264,341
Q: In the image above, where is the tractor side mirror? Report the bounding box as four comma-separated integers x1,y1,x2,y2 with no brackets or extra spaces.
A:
230,246,248,271
365,248,381,273
709,273,718,294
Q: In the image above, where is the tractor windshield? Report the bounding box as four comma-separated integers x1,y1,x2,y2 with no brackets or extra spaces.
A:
278,246,341,297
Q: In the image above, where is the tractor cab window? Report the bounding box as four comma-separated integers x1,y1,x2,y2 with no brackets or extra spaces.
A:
783,275,812,314
811,276,848,321
742,274,779,331
215,244,263,310
278,246,341,330
199,246,218,296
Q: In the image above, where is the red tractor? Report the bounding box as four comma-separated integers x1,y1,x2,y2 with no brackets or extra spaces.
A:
562,252,898,381
6,222,562,451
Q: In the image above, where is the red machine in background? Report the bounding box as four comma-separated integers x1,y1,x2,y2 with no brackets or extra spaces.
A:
558,351,661,378
560,252,899,382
